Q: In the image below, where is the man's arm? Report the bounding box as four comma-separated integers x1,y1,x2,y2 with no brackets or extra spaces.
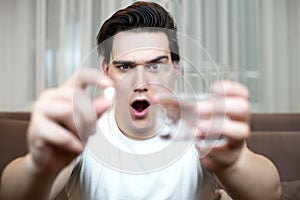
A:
197,81,281,200
0,68,114,199
1,155,75,200
213,144,281,200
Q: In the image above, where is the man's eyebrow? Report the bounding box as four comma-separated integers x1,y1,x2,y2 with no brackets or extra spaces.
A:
112,55,169,65
112,60,135,65
147,55,169,63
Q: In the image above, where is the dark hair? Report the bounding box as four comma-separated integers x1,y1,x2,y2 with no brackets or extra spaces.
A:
96,1,180,64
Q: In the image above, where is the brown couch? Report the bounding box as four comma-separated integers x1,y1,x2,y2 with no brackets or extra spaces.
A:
0,112,299,199
248,113,300,200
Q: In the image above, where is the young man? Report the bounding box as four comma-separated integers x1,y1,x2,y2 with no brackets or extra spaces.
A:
1,1,281,200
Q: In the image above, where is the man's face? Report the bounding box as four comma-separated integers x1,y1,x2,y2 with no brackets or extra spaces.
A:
105,31,178,139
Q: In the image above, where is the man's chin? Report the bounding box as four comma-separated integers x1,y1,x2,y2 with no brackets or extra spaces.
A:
115,110,157,139
126,119,157,139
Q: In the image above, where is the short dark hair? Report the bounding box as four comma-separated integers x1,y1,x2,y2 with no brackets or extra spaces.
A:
96,1,180,64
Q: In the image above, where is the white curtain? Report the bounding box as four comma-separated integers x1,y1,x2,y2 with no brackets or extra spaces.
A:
170,0,300,112
35,0,135,92
0,0,36,111
1,0,299,112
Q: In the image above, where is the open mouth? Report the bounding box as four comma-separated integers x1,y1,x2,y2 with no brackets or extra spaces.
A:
131,99,150,117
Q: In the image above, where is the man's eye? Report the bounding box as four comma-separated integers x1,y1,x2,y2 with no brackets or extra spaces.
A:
118,65,132,71
146,63,160,71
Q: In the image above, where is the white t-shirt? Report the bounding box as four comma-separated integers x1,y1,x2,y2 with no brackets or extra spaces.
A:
65,109,215,200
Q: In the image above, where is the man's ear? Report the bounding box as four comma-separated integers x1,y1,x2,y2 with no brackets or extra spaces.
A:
101,59,109,76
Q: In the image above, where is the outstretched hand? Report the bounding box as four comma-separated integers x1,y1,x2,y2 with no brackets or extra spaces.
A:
27,68,114,174
196,80,250,172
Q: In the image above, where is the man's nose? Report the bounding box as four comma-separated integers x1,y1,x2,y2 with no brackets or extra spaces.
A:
133,65,149,92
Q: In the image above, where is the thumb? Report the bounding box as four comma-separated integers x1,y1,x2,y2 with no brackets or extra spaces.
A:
93,97,113,118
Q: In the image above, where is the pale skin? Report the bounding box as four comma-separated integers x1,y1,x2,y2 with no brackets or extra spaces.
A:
0,32,281,200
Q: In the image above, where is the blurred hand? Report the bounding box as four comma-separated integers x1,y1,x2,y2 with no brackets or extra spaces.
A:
196,80,250,172
27,68,114,174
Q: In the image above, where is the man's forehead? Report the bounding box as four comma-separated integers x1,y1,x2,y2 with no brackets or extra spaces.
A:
111,31,170,61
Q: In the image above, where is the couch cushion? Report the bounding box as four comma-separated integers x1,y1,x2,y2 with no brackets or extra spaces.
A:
247,131,300,182
0,119,28,173
281,181,300,200
248,113,300,183
0,112,30,121
250,113,300,131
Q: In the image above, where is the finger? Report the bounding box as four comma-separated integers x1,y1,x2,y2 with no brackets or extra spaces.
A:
93,97,114,118
212,81,249,98
198,98,249,120
197,117,227,138
30,117,84,154
198,118,250,141
36,99,80,136
37,88,74,102
41,94,97,144
220,120,250,142
64,68,114,89
71,89,98,140
223,97,250,121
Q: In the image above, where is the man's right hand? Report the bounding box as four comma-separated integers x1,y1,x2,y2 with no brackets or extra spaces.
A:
26,68,114,174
